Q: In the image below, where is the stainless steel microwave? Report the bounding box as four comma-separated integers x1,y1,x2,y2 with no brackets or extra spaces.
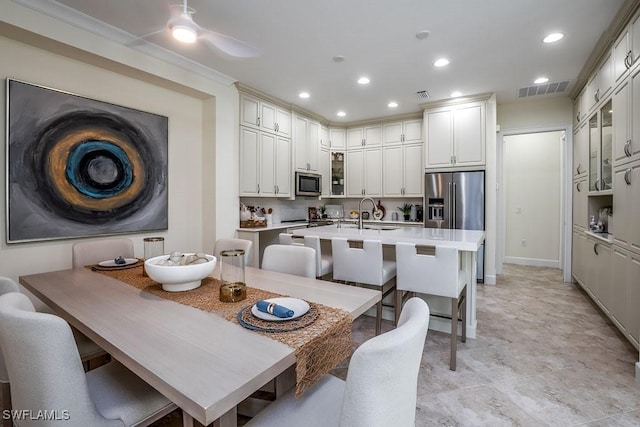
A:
295,172,322,196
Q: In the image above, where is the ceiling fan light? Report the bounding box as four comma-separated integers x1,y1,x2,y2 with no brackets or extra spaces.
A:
172,25,197,43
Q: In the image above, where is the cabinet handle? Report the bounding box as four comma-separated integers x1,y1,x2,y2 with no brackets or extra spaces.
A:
576,181,582,192
625,140,632,157
593,243,599,256
625,168,632,185
275,123,279,132
576,112,580,122
594,89,599,103
576,164,581,175
257,184,260,194
257,117,260,126
401,134,405,142
595,180,600,191
626,50,633,69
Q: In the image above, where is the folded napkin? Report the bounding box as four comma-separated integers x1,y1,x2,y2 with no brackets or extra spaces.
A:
256,300,294,318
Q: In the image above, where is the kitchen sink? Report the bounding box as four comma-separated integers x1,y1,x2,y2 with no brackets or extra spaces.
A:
362,226,399,231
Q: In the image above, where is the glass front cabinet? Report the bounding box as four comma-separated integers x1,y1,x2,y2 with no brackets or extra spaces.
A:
589,99,613,193
330,151,345,196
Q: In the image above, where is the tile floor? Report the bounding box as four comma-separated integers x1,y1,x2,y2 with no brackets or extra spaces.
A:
155,264,640,426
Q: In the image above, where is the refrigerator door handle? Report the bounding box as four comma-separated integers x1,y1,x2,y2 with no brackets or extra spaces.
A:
448,181,453,227
452,182,457,229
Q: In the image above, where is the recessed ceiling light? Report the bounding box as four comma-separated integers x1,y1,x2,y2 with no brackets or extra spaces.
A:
543,33,564,43
357,77,370,85
433,58,449,67
337,111,346,117
416,30,430,40
298,92,310,99
534,77,549,84
388,102,398,108
450,91,462,98
333,55,345,62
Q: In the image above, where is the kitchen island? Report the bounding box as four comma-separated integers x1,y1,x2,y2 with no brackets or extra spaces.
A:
292,224,486,339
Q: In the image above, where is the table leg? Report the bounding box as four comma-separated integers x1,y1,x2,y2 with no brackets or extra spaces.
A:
213,407,238,427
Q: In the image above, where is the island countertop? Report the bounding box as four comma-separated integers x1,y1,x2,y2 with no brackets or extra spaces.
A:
290,225,485,252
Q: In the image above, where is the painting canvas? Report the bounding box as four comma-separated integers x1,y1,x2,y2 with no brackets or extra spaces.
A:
6,79,168,243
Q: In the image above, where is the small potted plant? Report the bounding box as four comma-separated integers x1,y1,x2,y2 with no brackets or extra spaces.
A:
397,203,413,221
319,205,327,219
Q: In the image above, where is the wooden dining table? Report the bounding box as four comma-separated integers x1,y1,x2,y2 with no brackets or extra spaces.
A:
19,265,380,427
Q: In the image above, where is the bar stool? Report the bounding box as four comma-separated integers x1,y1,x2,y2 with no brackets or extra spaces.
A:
304,236,333,279
331,238,396,335
395,242,467,370
262,244,316,279
278,233,304,245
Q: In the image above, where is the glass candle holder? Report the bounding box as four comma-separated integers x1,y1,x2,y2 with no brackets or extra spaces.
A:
219,249,246,302
143,237,164,277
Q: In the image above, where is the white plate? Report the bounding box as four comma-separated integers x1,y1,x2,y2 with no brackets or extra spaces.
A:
98,258,139,267
251,297,310,322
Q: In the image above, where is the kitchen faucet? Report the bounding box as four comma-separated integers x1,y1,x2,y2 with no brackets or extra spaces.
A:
358,197,378,229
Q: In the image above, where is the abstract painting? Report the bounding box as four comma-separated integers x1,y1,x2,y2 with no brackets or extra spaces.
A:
6,79,168,243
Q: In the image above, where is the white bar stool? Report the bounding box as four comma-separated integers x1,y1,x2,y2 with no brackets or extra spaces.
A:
278,233,304,245
304,236,333,279
262,244,316,279
395,242,467,370
331,238,396,335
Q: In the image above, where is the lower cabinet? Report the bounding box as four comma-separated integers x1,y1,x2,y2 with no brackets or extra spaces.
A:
612,246,640,346
585,237,612,312
572,229,588,284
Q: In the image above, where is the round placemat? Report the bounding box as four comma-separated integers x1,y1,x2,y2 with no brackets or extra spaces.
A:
237,304,319,333
90,258,144,271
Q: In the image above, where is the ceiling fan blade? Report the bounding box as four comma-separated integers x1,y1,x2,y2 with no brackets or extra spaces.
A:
199,30,260,58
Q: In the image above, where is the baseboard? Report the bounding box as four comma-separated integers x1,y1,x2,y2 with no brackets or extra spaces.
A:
636,361,640,383
484,274,496,285
505,257,560,269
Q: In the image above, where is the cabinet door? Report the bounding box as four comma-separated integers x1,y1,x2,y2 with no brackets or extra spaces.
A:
425,109,453,167
630,67,640,161
307,120,320,172
347,128,364,149
573,97,581,127
403,119,423,144
588,113,600,191
383,122,403,145
594,240,612,311
239,127,260,195
611,247,629,329
631,13,640,70
320,126,329,149
260,102,277,134
330,128,346,149
275,136,290,197
454,104,484,166
383,145,403,196
240,95,260,128
614,29,630,83
276,108,291,138
613,79,630,166
572,178,587,229
294,116,308,171
259,133,276,196
597,54,613,100
320,148,330,197
363,148,382,196
573,121,588,177
614,161,640,252
571,230,587,284
364,125,382,147
346,150,364,196
403,143,423,196
584,74,598,114
628,252,640,344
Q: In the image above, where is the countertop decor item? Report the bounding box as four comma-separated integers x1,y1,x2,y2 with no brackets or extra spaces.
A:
374,200,385,220
397,203,413,220
145,253,216,292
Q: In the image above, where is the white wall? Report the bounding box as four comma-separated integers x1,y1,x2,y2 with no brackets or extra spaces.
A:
504,132,563,267
0,2,240,288
498,97,573,129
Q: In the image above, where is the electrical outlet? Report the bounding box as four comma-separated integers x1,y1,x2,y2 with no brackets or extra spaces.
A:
521,239,527,247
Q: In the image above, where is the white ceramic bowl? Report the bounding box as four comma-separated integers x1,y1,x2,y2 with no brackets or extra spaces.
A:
144,254,216,292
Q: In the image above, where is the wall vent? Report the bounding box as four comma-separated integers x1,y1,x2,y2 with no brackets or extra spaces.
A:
518,81,569,98
416,90,430,100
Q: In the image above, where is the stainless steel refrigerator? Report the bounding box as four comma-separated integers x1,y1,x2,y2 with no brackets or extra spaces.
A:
424,170,485,282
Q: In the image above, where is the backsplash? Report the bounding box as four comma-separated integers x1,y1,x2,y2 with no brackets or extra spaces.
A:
239,197,423,223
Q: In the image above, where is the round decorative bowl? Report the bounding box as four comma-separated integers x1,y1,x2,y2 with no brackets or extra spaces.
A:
144,254,216,292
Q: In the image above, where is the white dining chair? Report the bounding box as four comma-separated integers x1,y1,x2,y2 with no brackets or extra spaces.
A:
72,238,135,268
278,233,304,245
331,238,396,335
261,244,316,279
395,242,467,370
303,235,333,279
0,276,110,421
245,297,430,427
214,238,253,265
0,292,179,427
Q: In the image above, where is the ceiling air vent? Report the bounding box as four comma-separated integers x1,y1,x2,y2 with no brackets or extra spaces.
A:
518,81,569,98
416,90,430,100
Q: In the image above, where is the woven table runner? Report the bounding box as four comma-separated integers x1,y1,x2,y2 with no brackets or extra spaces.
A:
91,265,352,397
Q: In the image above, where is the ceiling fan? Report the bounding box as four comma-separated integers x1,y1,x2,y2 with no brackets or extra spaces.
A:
161,0,260,58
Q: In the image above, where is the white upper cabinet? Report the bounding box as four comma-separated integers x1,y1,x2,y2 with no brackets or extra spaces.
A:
613,78,630,166
329,128,346,149
240,127,290,197
347,125,382,149
383,143,423,197
573,121,588,177
346,148,382,197
320,147,331,197
382,119,422,145
294,115,320,172
320,125,329,148
240,94,291,137
613,12,640,83
425,101,485,169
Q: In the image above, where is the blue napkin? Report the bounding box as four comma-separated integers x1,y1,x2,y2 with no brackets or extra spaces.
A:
256,300,294,318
